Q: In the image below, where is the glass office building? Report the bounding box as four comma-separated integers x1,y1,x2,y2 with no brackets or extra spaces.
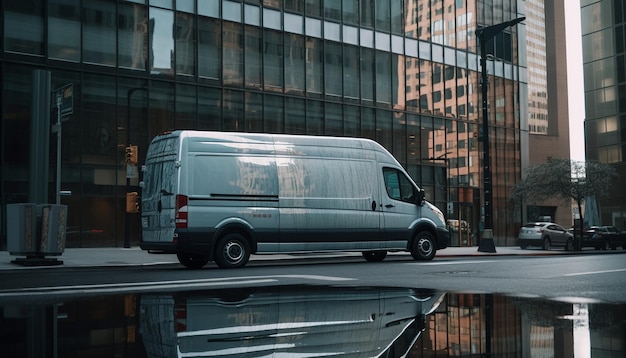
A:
1,0,526,248
582,0,626,229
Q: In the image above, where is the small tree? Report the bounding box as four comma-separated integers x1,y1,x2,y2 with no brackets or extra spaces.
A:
510,158,617,250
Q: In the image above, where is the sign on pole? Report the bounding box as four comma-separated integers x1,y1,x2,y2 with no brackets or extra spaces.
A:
55,84,73,120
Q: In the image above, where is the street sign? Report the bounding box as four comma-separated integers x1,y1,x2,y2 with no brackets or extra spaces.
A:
55,83,73,119
126,164,139,179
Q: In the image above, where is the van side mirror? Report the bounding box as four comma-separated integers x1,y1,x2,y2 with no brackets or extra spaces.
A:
416,189,426,206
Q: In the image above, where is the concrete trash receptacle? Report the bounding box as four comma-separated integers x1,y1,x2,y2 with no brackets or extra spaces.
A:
7,203,38,255
6,203,67,265
39,204,67,255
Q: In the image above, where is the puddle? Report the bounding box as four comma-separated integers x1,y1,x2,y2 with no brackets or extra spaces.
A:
0,285,624,357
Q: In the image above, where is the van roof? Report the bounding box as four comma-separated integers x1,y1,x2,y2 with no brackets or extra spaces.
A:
165,130,379,149
154,130,395,159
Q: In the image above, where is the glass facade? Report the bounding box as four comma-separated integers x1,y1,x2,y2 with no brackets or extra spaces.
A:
582,0,626,229
1,0,526,248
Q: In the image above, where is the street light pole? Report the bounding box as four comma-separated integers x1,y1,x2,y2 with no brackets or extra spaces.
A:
475,17,525,253
124,87,147,248
422,152,451,215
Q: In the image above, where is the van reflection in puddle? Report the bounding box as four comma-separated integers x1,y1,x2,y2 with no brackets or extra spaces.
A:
0,287,624,357
139,287,445,357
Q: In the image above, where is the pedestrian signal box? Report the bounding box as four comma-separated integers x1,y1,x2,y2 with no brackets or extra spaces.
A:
126,192,140,213
125,146,138,164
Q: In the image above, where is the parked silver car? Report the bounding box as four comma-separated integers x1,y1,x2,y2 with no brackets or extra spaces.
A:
518,222,574,250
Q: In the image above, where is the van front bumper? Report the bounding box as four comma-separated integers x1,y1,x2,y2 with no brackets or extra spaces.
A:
437,227,450,249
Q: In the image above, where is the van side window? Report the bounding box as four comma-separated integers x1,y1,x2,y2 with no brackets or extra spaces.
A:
383,168,416,203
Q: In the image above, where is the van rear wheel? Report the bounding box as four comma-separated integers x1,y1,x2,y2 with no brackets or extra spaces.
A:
177,253,210,269
215,233,250,268
411,231,436,261
362,250,387,262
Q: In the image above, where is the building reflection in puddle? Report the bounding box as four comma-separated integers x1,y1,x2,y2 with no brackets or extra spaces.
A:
0,286,624,357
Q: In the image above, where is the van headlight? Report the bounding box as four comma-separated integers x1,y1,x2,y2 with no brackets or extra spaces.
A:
426,201,446,226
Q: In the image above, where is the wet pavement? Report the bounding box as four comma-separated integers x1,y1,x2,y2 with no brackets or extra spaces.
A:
1,246,625,356
0,245,620,270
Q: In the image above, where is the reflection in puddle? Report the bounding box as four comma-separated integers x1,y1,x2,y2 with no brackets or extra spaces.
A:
0,286,624,357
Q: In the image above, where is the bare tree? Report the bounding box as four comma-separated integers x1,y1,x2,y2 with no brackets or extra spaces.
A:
510,158,617,249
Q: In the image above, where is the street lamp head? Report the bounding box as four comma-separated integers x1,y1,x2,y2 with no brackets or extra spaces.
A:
475,17,526,40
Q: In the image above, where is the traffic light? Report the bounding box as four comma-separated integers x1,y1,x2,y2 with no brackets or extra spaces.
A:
125,145,138,164
126,192,140,213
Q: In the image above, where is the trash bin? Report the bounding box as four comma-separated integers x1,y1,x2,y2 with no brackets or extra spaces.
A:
39,204,67,255
7,203,67,259
7,203,38,255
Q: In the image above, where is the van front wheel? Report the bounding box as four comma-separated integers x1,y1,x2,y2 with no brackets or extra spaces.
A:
215,233,251,268
362,250,387,262
177,253,210,269
411,231,436,261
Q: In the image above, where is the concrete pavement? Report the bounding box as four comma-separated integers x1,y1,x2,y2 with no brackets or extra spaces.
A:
0,245,617,270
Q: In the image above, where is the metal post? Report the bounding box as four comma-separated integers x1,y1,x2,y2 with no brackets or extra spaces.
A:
124,87,147,248
55,94,62,205
422,152,450,219
478,40,496,253
475,17,525,253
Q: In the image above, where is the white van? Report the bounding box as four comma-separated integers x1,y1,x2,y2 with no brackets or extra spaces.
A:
140,130,449,268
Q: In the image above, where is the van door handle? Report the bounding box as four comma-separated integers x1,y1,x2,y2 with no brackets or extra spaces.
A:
385,204,395,208
371,201,377,211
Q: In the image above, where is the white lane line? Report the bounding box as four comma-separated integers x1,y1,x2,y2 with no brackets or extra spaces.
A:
411,260,497,266
0,279,279,298
563,268,626,277
0,274,355,297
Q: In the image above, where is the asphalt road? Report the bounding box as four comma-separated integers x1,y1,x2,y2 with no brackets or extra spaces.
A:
1,253,625,303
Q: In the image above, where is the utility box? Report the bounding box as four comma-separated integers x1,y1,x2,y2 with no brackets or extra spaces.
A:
39,204,67,255
7,203,38,255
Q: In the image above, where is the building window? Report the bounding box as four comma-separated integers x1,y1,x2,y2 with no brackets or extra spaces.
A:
306,37,323,94
263,95,285,133
245,91,263,132
306,100,324,134
223,22,243,85
4,1,45,55
176,12,196,75
361,48,375,101
325,41,343,97
149,7,175,75
285,97,306,133
83,0,116,66
344,45,360,99
376,51,392,104
264,29,283,92
245,26,262,88
285,34,306,94
49,0,80,61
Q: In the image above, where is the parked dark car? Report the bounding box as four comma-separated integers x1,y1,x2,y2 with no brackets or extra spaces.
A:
581,226,626,250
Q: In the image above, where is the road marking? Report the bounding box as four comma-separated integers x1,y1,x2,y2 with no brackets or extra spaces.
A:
563,268,626,277
411,260,497,266
0,275,355,298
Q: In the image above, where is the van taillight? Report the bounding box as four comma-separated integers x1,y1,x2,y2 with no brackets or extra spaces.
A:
175,194,188,229
174,300,186,332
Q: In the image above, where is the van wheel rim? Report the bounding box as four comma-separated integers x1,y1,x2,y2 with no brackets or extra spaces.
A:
224,242,244,263
418,238,433,256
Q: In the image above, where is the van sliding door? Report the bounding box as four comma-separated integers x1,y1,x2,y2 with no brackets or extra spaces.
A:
277,157,382,251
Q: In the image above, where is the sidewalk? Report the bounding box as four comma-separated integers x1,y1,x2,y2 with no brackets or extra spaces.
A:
0,245,614,270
